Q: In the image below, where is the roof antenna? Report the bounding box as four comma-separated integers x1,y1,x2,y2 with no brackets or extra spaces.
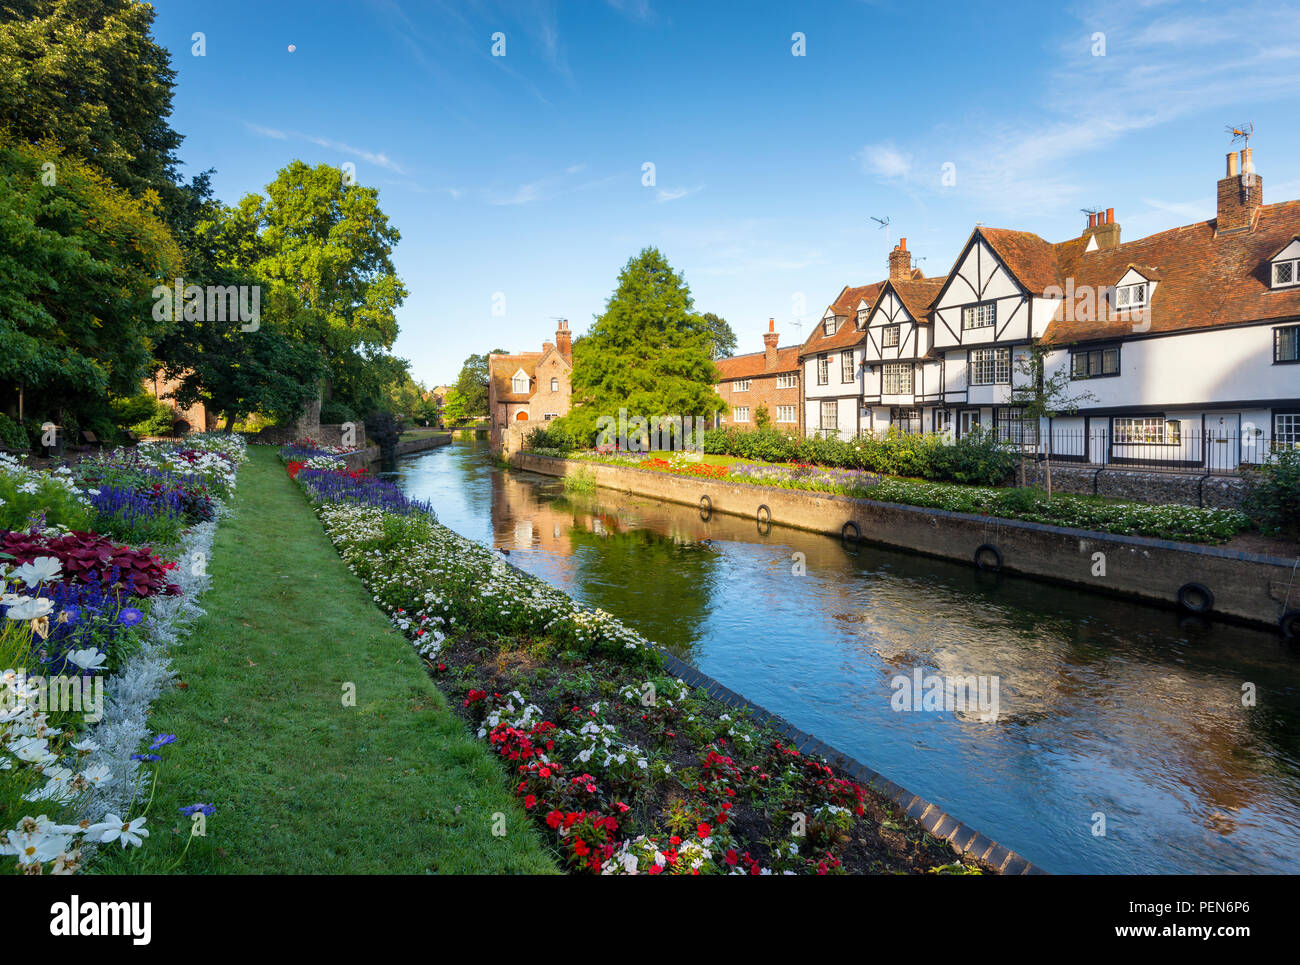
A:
871,215,891,252
1227,123,1255,179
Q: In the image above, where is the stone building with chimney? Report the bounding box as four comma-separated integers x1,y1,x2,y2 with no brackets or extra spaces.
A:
488,320,574,451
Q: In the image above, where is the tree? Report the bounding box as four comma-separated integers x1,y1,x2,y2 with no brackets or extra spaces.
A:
229,161,408,414
441,388,469,425
0,137,181,425
1010,343,1096,497
560,248,721,444
700,312,738,359
754,403,771,429
0,0,185,207
454,350,505,417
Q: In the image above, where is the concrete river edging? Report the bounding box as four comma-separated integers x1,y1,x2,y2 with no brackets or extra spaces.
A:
509,451,1300,633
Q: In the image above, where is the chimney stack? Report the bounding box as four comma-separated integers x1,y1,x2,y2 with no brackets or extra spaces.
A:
1081,207,1121,249
763,318,779,370
1217,147,1263,233
889,237,911,281
555,318,572,362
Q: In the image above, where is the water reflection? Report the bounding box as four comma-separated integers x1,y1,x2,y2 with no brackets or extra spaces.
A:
393,439,1300,874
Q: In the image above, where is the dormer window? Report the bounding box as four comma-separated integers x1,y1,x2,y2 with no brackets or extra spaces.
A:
856,308,868,329
823,315,838,336
1270,239,1300,289
1116,282,1148,309
511,370,530,395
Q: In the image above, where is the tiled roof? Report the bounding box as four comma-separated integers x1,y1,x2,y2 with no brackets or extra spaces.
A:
488,353,542,403
1044,199,1300,345
715,345,801,380
888,277,946,321
978,228,1064,294
800,282,887,357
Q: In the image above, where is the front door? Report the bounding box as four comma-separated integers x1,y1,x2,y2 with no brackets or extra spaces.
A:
959,409,981,438
1205,414,1240,472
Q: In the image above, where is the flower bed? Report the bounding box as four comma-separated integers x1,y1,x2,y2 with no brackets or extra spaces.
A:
0,433,246,874
288,450,985,875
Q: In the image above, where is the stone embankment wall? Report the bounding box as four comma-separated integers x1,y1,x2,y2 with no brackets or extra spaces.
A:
511,452,1298,631
1023,462,1249,510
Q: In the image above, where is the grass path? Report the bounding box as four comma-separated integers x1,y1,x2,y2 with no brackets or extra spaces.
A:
101,446,557,874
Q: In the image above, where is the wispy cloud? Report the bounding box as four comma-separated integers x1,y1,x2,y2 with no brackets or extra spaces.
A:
487,165,620,206
857,143,911,180
244,122,406,174
655,185,702,203
605,0,654,23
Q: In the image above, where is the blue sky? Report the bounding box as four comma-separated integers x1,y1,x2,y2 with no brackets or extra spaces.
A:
153,0,1300,385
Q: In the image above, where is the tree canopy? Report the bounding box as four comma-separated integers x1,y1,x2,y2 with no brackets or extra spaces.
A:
700,312,738,359
454,350,505,417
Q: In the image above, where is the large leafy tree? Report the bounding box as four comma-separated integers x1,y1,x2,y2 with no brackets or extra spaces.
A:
700,312,738,359
0,0,184,207
154,189,325,432
230,161,408,413
562,247,720,441
454,350,505,417
0,138,181,421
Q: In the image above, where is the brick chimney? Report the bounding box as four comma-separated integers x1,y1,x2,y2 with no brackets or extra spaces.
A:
1216,148,1263,234
889,237,911,280
1081,207,1121,250
763,318,779,370
555,319,572,362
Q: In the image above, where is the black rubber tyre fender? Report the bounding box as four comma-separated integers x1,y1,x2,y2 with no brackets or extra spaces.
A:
699,494,712,521
1280,609,1300,641
1177,582,1214,615
974,543,1003,572
842,520,861,546
756,503,772,535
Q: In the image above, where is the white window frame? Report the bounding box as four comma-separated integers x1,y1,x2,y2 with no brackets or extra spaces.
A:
732,406,750,423
962,302,996,330
882,362,914,395
820,400,838,432
512,375,529,395
823,316,837,336
1116,282,1148,310
1273,259,1299,288
969,347,1010,385
841,352,855,383
734,379,751,392
890,406,923,435
776,405,796,423
550,377,559,391
817,355,829,385
1275,412,1300,449
1113,417,1181,446
856,308,868,329
881,325,900,348
776,373,797,389
995,407,1039,448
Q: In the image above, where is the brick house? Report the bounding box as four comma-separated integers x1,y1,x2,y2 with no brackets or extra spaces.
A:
488,320,574,451
143,369,214,434
714,319,802,434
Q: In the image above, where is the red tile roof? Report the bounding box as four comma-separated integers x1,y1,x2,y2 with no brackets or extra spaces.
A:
488,353,542,403
715,345,800,380
1044,199,1300,344
799,281,887,357
887,277,946,321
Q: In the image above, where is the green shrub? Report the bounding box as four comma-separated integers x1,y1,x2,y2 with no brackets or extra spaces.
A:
0,474,94,532
1242,449,1300,538
320,400,358,424
0,414,27,451
525,424,576,452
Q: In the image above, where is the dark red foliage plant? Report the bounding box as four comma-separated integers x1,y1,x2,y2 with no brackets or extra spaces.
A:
0,530,181,597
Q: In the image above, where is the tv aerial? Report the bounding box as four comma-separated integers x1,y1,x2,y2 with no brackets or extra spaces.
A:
871,215,891,250
1226,122,1253,148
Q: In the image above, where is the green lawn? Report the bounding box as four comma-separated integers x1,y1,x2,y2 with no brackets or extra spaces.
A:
98,446,558,875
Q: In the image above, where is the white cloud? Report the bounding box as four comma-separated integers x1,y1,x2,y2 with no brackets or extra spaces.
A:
857,143,912,180
244,122,405,174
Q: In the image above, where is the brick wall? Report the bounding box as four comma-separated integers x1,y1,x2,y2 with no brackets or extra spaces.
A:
719,375,801,432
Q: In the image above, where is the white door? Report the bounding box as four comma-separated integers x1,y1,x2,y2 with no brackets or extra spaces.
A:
959,410,981,438
1205,414,1240,472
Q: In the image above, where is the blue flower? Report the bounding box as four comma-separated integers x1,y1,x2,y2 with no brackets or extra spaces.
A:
118,607,145,628
149,733,177,750
179,803,217,817
130,753,162,762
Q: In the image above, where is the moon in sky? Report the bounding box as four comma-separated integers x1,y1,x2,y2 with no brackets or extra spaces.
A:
288,44,297,53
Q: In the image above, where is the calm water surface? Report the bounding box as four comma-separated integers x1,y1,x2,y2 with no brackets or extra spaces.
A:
394,439,1300,874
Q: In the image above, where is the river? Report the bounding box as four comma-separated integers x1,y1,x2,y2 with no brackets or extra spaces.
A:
393,439,1300,874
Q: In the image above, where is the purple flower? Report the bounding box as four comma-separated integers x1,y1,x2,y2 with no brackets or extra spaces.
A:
149,733,177,750
118,607,144,627
179,803,217,817
131,753,162,762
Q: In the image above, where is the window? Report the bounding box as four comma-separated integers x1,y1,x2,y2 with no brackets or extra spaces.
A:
934,409,953,434
817,355,829,385
881,325,900,348
734,379,751,392
962,302,996,330
856,308,868,329
1113,417,1181,446
1275,412,1300,449
1275,325,1300,364
820,400,838,432
776,405,796,423
841,353,855,383
969,347,1010,385
995,407,1038,447
732,406,750,422
550,377,559,392
1274,259,1299,288
1116,282,1148,310
882,363,914,394
823,316,837,336
776,373,798,389
890,407,923,435
544,412,558,421
512,374,529,394
1070,345,1120,379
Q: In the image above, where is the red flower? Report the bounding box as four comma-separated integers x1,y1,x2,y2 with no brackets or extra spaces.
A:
545,810,563,829
573,839,590,857
696,822,712,839
524,794,537,809
725,850,738,866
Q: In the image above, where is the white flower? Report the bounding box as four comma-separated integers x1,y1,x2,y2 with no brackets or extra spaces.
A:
13,557,61,588
4,596,53,621
66,648,107,671
88,814,149,848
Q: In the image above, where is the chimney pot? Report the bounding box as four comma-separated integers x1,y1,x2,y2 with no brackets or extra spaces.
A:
1106,207,1114,224
1088,213,1097,228
768,318,775,332
1241,147,1253,175
899,237,907,251
1226,152,1239,177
